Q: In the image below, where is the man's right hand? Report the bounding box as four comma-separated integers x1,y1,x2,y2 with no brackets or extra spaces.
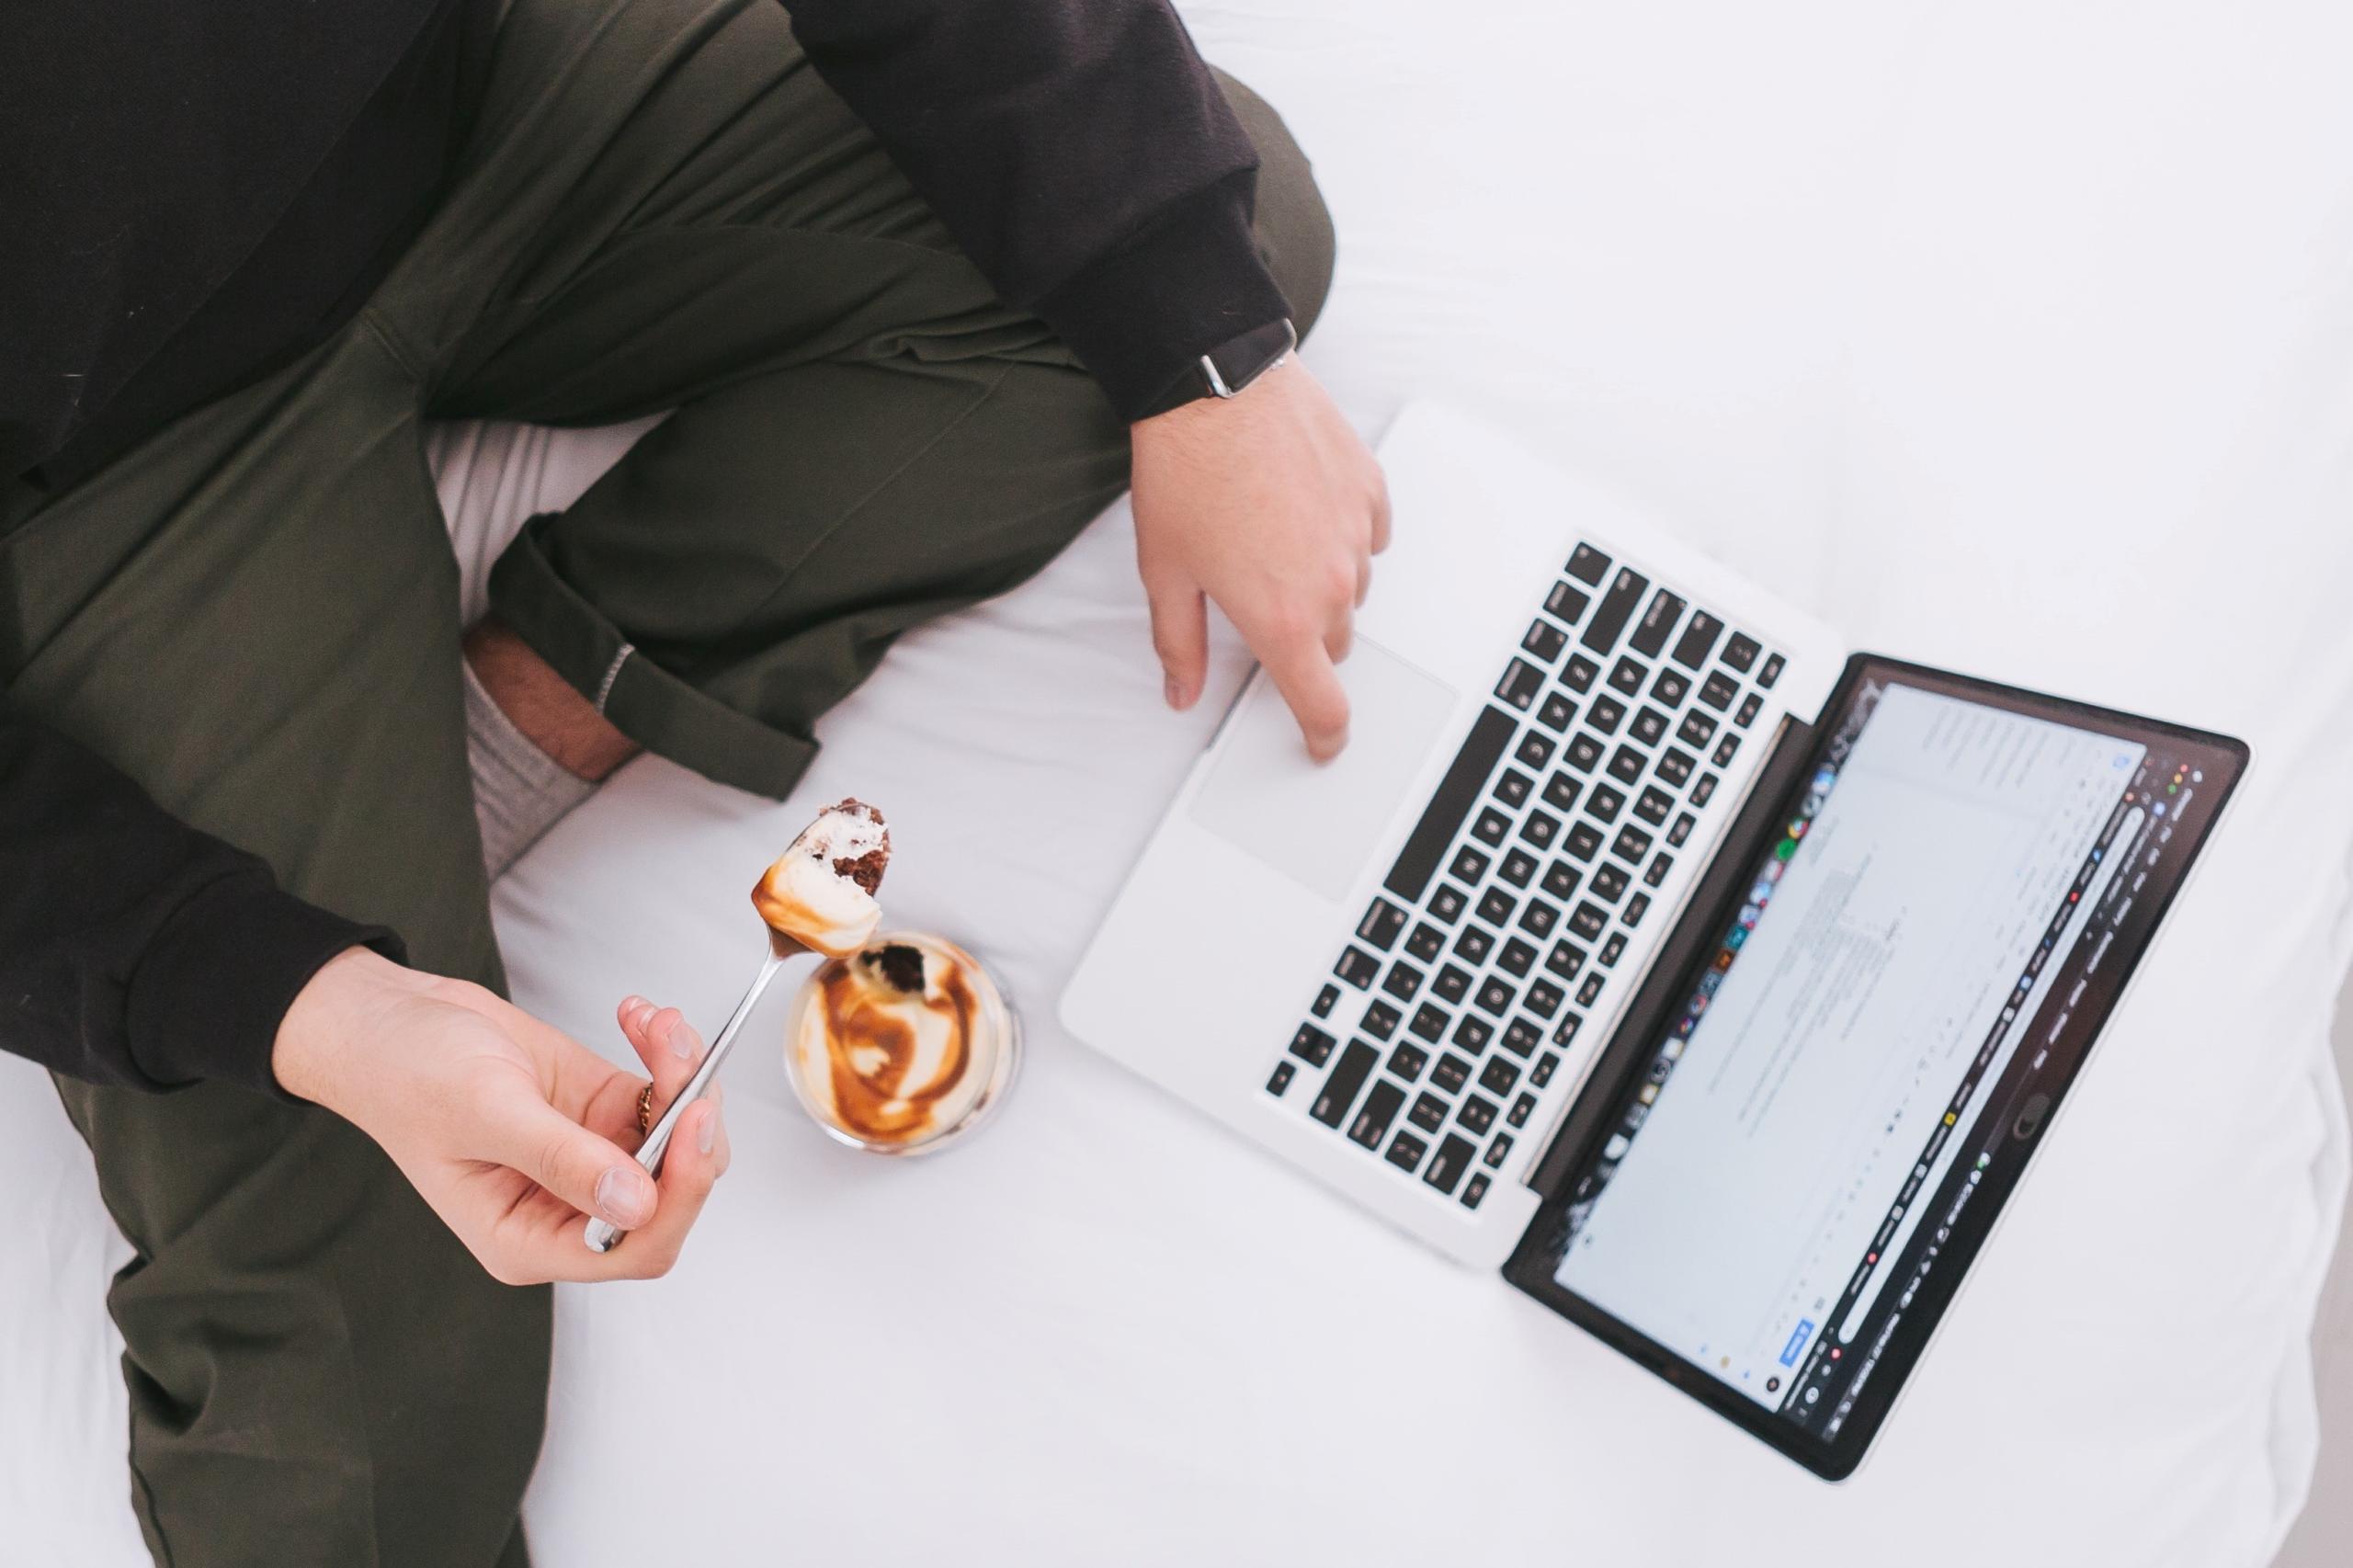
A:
274,948,731,1284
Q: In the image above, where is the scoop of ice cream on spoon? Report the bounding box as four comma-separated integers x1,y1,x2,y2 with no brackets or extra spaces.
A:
751,798,891,956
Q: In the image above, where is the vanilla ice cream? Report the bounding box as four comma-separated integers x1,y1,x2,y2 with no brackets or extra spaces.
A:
751,799,891,956
787,934,1017,1152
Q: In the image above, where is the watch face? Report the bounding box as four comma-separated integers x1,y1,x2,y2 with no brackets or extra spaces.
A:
1205,317,1298,397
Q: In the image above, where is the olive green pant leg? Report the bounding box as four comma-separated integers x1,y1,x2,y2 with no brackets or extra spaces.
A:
398,0,1335,797
6,322,546,1567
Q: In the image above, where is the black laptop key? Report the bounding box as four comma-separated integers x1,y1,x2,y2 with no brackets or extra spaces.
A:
1655,746,1695,787
1561,653,1600,693
1386,1042,1430,1083
1404,922,1445,962
1630,588,1686,657
1336,948,1380,989
1586,695,1627,735
1498,937,1537,977
1554,1013,1583,1049
1382,705,1516,903
1569,902,1608,941
1451,845,1491,884
1522,619,1568,664
1267,1061,1296,1096
1429,884,1468,924
1290,1023,1336,1066
1499,848,1537,888
1630,708,1669,747
1431,1054,1472,1095
1312,983,1339,1018
1472,807,1509,846
1531,1053,1561,1088
1496,658,1544,710
1607,656,1646,697
1606,744,1645,786
1311,1040,1379,1127
1722,632,1760,672
1483,1132,1515,1169
1357,898,1408,950
1597,932,1627,968
1691,772,1719,807
1457,1096,1497,1135
1479,1057,1520,1097
1540,773,1580,815
1525,980,1564,1017
1621,892,1651,929
1384,1130,1428,1174
1677,710,1718,748
1502,1018,1540,1058
1426,1134,1477,1195
1381,960,1424,1002
1632,786,1673,826
1540,858,1580,900
1644,852,1675,888
1507,1093,1537,1128
1476,887,1516,926
1461,1172,1491,1209
1581,566,1649,653
1671,610,1723,670
1518,810,1560,850
1564,733,1604,773
1518,898,1558,937
1565,543,1612,586
1362,1000,1403,1040
1534,694,1575,734
1453,925,1495,965
1408,1004,1448,1043
1474,976,1516,1017
1712,733,1741,767
1699,669,1738,711
1758,652,1785,688
1651,667,1691,707
1665,811,1696,846
1453,1015,1494,1053
1589,861,1630,903
1348,1080,1405,1148
1495,768,1533,808
1576,972,1605,1006
1518,730,1557,773
1545,940,1586,980
1432,964,1472,1005
1564,821,1603,861
1734,692,1763,729
1612,824,1654,862
1408,1093,1448,1133
1583,783,1627,824
1546,580,1592,621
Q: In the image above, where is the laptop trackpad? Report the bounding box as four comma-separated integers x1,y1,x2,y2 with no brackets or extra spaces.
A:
1190,639,1457,903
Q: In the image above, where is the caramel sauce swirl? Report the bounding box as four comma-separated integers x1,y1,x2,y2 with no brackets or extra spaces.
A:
811,955,980,1145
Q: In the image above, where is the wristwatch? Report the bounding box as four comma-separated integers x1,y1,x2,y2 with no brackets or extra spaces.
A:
1136,317,1298,419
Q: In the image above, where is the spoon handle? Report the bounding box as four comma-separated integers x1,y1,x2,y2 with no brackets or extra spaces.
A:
584,944,791,1254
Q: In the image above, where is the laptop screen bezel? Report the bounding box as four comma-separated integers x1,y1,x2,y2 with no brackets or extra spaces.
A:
1498,653,2249,1480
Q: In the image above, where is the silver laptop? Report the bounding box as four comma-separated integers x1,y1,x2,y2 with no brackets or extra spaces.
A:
1060,401,2245,1476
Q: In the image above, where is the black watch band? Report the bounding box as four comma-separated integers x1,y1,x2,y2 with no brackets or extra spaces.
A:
1135,317,1298,420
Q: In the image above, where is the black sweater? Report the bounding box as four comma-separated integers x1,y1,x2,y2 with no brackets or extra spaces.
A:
0,0,1290,1096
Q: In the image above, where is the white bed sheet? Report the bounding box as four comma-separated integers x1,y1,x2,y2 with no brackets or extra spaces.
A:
6,2,2351,1563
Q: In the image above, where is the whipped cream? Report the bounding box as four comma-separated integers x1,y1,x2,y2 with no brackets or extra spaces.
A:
751,800,890,957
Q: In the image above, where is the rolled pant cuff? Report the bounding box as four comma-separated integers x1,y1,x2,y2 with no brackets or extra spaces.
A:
485,515,816,801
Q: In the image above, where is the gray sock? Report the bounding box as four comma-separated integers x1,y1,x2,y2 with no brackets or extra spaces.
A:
463,657,598,878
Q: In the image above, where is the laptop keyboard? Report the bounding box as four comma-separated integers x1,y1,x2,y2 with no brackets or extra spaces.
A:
1266,540,1786,1211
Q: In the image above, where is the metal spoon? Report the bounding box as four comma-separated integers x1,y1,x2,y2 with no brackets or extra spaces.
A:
584,928,803,1254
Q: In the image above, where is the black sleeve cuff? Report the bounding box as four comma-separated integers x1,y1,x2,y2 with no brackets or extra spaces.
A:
124,878,404,1098
1030,169,1293,424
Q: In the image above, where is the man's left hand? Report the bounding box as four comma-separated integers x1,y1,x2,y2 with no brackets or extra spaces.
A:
1130,360,1390,761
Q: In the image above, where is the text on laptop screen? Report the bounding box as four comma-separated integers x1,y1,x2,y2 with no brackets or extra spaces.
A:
1551,679,2189,1435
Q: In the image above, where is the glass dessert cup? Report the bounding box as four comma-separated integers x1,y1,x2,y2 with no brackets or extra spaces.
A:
783,932,1021,1156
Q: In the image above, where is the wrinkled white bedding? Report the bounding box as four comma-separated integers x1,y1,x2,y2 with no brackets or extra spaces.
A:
6,2,2350,1562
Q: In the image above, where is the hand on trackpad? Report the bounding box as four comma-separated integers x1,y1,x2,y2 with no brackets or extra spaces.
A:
1189,639,1457,902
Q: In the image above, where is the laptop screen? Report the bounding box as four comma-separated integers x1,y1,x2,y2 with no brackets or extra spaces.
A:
1503,659,2246,1476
